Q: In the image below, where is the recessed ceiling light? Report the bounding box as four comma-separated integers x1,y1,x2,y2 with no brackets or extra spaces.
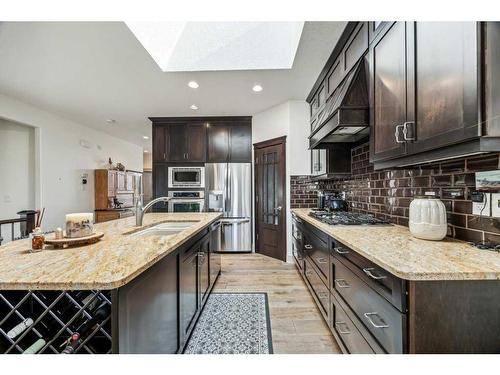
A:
143,135,150,140
106,119,117,124
190,104,198,110
144,150,149,153
188,81,199,89
252,84,263,92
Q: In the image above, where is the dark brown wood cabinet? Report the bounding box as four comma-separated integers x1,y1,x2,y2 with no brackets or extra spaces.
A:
369,22,486,168
153,125,168,162
207,121,252,162
207,123,230,162
292,215,500,354
369,22,408,161
150,117,251,164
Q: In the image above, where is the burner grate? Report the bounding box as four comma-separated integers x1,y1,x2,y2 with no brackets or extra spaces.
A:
309,211,390,226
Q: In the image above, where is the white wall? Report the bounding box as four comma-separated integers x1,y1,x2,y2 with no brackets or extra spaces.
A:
0,93,143,232
252,100,310,262
0,119,36,228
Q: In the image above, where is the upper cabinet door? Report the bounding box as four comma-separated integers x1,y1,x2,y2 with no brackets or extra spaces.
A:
153,125,168,162
207,123,230,162
168,123,188,162
229,123,252,162
185,123,207,162
370,22,408,162
407,22,479,154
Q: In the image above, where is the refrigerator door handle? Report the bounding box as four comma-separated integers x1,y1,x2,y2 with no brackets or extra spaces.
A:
226,164,232,214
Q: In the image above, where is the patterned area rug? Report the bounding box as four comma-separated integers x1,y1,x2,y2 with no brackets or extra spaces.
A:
184,293,273,354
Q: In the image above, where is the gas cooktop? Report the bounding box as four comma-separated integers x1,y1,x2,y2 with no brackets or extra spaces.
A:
309,210,391,226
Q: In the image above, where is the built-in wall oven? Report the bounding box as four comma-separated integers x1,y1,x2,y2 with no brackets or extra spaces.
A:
167,191,205,212
168,166,205,188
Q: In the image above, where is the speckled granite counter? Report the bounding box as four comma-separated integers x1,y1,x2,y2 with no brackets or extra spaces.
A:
292,208,500,281
0,212,221,290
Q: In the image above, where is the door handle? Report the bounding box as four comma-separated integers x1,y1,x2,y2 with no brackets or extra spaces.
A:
363,267,387,280
317,292,328,299
334,279,351,288
364,312,389,329
316,257,328,264
273,206,282,212
402,121,415,141
221,218,250,225
335,321,351,335
304,244,313,250
334,247,349,255
394,124,404,143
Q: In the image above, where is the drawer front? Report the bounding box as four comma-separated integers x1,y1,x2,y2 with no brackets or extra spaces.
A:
331,291,383,354
304,229,329,284
304,260,329,317
332,257,406,353
292,216,304,242
332,239,406,312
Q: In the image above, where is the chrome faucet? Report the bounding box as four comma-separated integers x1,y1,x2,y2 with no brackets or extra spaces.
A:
135,197,170,226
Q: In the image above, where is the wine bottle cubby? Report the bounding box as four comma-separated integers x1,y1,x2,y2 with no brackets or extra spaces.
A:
0,290,113,354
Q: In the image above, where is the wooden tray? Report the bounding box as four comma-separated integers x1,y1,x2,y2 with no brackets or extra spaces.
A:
45,232,104,248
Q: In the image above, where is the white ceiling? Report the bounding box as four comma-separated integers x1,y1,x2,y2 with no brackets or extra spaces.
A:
0,21,346,150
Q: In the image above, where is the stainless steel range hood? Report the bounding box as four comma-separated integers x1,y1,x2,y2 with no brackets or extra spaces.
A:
309,59,369,149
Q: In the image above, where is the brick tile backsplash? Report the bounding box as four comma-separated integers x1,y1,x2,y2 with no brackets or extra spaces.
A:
312,142,500,244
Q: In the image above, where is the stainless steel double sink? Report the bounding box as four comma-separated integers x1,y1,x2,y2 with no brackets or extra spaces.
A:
130,221,198,237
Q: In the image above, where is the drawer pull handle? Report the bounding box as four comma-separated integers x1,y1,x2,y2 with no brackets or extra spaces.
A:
317,292,329,299
363,267,387,280
335,247,349,255
316,257,328,264
364,312,389,329
304,244,313,250
335,321,351,335
334,279,351,288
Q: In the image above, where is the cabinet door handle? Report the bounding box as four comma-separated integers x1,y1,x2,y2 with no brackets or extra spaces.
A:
363,267,387,280
334,279,350,288
317,292,328,299
402,121,415,141
394,124,404,143
163,153,166,160
316,257,328,264
364,312,389,329
304,244,313,250
335,321,351,335
335,247,349,255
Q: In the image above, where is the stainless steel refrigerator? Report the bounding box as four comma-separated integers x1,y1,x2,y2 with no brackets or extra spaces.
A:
205,163,252,253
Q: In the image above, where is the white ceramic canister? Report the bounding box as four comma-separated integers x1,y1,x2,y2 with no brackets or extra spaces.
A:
409,196,447,241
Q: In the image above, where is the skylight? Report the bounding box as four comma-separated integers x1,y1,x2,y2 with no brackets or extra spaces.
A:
126,22,304,72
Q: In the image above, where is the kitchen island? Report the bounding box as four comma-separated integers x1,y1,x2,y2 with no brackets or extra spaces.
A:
291,208,500,354
0,212,222,354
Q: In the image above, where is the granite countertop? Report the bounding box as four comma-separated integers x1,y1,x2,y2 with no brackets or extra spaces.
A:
0,212,222,290
292,208,500,281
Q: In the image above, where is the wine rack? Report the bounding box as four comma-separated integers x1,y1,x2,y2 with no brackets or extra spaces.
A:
0,290,113,354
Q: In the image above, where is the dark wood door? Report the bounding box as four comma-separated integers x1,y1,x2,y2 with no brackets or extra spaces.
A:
229,123,252,162
153,125,168,162
370,22,408,162
186,123,206,162
407,22,479,154
168,123,187,162
254,136,287,262
207,123,229,162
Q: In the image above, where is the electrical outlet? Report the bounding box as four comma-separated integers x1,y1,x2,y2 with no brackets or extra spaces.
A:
472,192,491,216
491,193,500,218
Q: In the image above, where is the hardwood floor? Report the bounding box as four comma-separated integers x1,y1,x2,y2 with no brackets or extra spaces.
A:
213,253,342,354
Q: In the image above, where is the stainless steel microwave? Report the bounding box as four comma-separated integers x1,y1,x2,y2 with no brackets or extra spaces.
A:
168,166,205,188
